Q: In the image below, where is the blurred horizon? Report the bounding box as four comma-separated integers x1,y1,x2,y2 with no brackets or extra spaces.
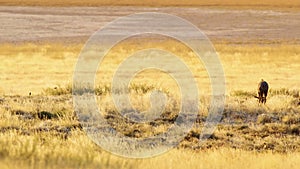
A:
0,0,300,7
0,6,299,45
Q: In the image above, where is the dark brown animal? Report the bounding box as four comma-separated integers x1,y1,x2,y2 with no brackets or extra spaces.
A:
254,79,269,104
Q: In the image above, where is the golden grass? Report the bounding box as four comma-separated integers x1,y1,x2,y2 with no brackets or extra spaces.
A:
0,40,299,96
0,43,81,95
0,0,300,8
0,40,300,168
2,135,300,169
0,94,300,169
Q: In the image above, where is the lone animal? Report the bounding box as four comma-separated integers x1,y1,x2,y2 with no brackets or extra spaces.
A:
254,79,269,104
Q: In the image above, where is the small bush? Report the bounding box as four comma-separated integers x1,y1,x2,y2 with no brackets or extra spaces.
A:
257,114,272,124
37,111,58,120
43,85,72,95
269,88,300,97
129,83,156,94
95,84,111,95
231,90,256,97
282,115,300,124
43,83,168,96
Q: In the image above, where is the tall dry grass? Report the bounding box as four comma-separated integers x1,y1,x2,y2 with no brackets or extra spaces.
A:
1,78,300,168
0,41,300,168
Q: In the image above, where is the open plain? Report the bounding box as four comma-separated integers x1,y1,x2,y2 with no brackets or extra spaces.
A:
0,4,300,169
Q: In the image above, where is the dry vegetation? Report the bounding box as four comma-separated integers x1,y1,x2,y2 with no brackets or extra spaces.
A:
1,86,300,168
0,40,299,95
0,39,300,168
1,1,299,168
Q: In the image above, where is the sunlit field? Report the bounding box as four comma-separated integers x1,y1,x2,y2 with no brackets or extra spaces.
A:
0,0,300,167
0,38,300,168
0,41,299,95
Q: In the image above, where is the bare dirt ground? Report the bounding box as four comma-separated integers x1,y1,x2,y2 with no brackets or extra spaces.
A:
0,6,299,44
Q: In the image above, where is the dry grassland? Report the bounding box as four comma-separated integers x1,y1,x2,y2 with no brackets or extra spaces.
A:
0,40,299,95
0,40,300,168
